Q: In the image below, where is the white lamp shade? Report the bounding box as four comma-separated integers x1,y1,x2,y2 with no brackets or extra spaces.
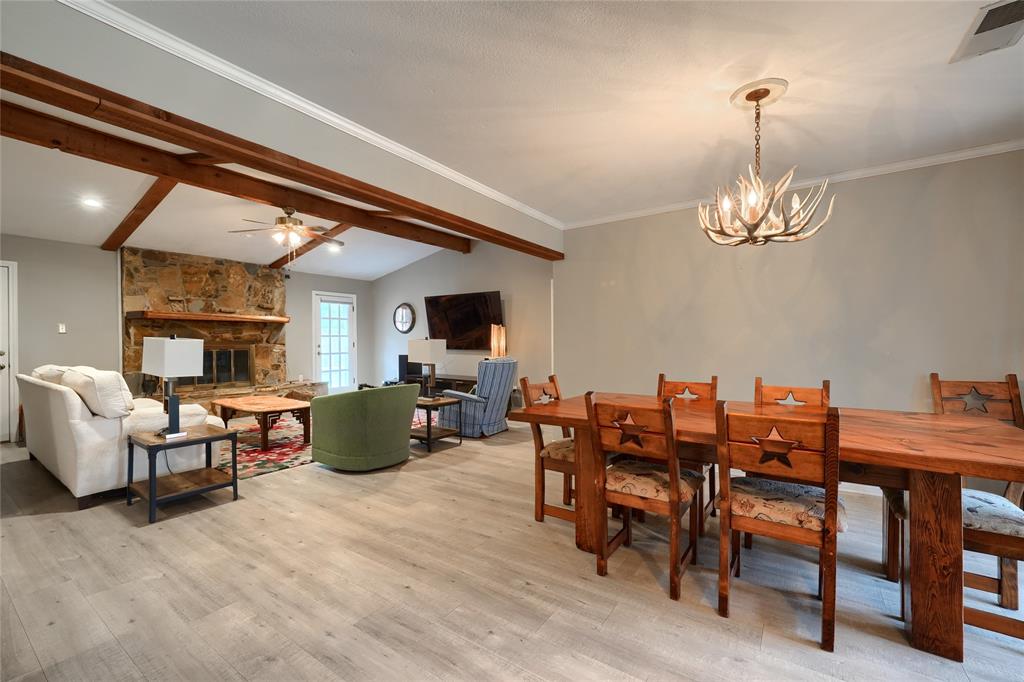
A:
408,338,446,364
142,337,204,378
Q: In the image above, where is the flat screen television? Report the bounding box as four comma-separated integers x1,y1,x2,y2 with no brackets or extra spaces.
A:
424,291,503,351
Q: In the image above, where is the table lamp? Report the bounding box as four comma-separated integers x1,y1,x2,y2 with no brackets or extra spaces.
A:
142,336,203,438
489,324,507,358
408,338,446,397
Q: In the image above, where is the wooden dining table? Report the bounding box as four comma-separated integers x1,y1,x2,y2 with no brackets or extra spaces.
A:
508,393,1024,661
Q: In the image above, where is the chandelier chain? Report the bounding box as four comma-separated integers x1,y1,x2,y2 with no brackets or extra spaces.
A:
753,101,761,179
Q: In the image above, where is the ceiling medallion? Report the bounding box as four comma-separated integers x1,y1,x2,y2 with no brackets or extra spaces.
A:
698,78,836,246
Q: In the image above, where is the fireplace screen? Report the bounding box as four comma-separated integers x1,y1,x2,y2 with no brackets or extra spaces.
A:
177,347,253,388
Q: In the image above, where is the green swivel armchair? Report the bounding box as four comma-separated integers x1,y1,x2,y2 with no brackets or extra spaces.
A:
311,384,420,471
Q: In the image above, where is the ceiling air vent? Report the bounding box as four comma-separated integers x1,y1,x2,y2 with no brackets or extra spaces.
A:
950,0,1024,62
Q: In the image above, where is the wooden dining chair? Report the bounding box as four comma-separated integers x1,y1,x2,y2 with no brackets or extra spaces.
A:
716,400,845,651
585,392,704,600
754,377,830,407
520,375,575,523
883,373,1024,636
657,373,718,534
744,377,831,550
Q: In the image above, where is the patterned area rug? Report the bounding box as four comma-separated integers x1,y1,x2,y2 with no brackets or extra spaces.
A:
215,409,441,479
217,415,311,479
411,407,440,427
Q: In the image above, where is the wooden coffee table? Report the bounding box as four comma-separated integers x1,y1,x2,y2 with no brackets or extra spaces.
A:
212,395,311,451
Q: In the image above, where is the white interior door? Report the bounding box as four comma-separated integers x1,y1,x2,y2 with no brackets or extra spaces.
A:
314,292,356,392
0,263,13,441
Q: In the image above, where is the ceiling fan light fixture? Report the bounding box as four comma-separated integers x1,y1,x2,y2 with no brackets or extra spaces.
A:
327,242,342,253
272,231,286,244
287,231,302,247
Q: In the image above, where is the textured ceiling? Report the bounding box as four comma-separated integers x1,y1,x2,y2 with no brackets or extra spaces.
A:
109,0,1024,226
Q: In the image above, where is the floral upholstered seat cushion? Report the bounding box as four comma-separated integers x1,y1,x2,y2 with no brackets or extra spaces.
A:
724,477,848,532
605,460,704,504
884,487,1024,537
962,489,1024,538
540,438,575,462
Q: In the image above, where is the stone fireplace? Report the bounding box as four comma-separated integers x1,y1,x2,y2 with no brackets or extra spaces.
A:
121,247,289,406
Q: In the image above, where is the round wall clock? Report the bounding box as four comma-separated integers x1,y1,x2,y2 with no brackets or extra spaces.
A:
393,303,415,334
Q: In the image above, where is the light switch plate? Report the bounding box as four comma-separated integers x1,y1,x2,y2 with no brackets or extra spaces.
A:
58,323,67,334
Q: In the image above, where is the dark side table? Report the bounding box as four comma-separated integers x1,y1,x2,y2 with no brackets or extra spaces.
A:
411,396,463,452
127,424,238,523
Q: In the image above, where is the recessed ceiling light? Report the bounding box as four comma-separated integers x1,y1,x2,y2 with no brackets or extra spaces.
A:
328,243,342,253
80,197,104,209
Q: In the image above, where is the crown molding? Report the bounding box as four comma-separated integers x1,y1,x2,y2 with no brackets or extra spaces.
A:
57,0,566,231
565,138,1024,229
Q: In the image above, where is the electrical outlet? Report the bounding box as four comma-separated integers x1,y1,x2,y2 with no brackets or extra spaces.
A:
58,323,67,334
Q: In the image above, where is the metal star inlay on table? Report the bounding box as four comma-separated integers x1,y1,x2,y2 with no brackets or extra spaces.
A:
751,425,800,468
957,386,993,414
613,413,648,448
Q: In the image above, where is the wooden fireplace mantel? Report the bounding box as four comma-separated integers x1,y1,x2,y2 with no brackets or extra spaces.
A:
125,310,291,324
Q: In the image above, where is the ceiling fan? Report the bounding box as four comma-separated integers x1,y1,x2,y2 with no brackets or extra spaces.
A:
228,207,344,253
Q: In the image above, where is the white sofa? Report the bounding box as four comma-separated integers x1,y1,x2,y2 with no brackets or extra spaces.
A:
17,367,222,503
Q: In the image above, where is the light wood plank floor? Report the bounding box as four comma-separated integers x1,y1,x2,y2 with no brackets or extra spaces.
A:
2,425,1021,681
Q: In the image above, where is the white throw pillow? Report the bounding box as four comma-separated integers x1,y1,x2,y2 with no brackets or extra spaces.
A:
60,366,135,418
31,364,71,384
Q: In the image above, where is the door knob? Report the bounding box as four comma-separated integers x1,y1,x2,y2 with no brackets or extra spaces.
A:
0,364,6,371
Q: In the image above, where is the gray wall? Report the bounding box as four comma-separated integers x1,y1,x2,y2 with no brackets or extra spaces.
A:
553,151,1024,410
284,271,375,387
372,241,554,385
0,234,121,373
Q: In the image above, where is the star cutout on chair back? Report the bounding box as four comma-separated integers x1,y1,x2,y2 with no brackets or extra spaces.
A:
751,426,800,468
674,387,701,400
774,391,806,406
957,386,993,414
538,388,555,404
612,412,648,448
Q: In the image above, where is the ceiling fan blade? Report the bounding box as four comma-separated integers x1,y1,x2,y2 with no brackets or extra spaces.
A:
228,227,278,233
303,232,345,246
242,218,272,225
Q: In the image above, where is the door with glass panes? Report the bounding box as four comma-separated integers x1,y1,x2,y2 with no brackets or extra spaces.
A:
314,292,356,392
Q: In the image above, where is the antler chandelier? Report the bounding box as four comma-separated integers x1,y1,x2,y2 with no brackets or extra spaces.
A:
698,79,835,246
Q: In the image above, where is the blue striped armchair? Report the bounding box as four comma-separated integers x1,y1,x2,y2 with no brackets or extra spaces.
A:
439,358,518,437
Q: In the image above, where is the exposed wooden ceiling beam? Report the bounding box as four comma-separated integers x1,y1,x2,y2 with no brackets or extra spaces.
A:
268,223,352,269
177,152,227,165
100,176,177,251
0,52,564,261
1,101,471,254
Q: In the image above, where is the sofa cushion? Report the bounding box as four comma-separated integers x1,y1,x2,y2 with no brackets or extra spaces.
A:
31,364,71,384
124,403,213,435
131,397,165,412
61,367,135,418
